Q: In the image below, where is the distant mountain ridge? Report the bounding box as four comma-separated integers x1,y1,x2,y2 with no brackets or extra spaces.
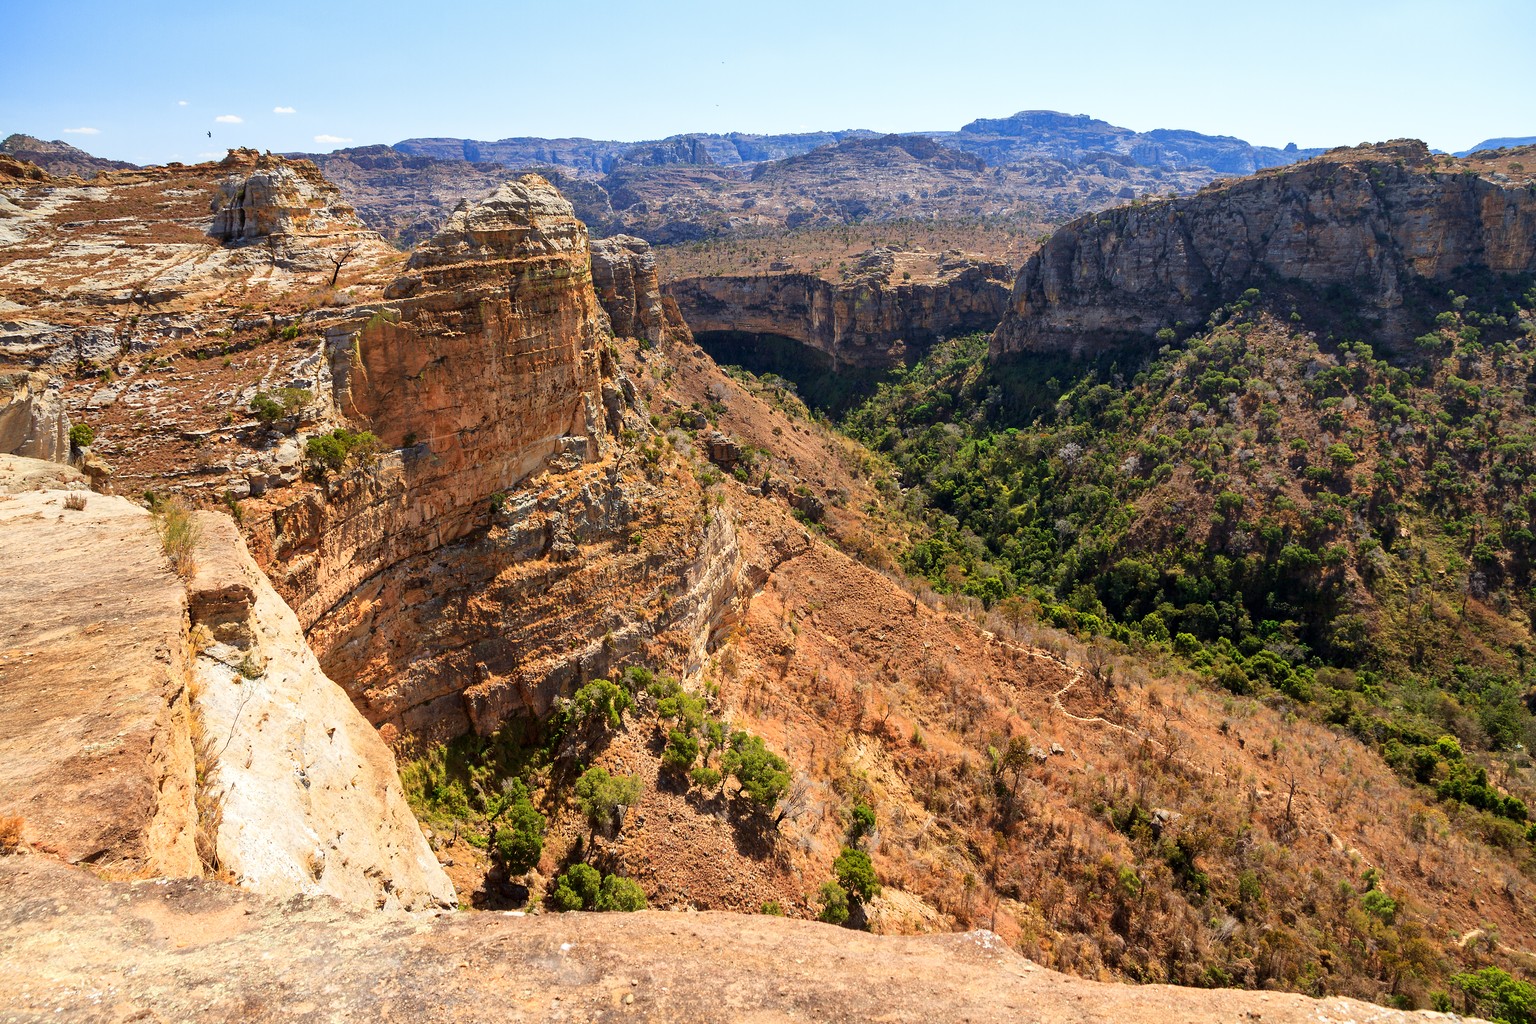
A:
394,110,1328,178
1456,136,1536,157
0,134,137,178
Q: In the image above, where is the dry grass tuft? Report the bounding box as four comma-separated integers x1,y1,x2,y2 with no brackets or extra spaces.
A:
62,491,87,511
0,815,24,854
154,500,200,578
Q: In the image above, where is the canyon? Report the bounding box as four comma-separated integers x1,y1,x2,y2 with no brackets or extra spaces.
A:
1,132,1533,1022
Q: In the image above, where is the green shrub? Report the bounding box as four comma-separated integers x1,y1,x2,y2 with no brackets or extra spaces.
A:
817,881,849,924
595,874,647,912
550,863,601,911
68,423,95,449
722,731,790,808
491,779,544,873
689,766,722,789
760,900,784,915
833,847,880,902
847,802,876,845
574,767,641,832
250,393,284,424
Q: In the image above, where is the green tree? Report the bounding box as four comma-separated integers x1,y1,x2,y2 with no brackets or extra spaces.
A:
817,881,850,925
722,731,790,808
550,863,601,911
847,803,876,845
489,778,544,874
595,874,647,911
569,679,633,732
1451,966,1535,1024
574,766,641,833
833,846,880,902
662,729,699,774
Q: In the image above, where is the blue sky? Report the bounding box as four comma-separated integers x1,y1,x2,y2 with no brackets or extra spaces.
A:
4,0,1531,165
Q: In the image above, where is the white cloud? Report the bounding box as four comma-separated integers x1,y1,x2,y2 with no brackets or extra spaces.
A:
273,106,296,115
177,100,188,107
215,114,243,124
197,152,220,160
62,127,100,136
313,134,352,145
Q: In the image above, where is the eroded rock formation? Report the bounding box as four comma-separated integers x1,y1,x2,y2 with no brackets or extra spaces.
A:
209,149,384,246
0,371,71,462
245,176,745,743
590,234,691,344
992,140,1536,358
666,247,1013,369
186,513,455,910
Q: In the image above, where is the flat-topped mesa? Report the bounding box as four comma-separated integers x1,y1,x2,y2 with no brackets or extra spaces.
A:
666,247,1013,370
209,148,383,245
991,140,1536,359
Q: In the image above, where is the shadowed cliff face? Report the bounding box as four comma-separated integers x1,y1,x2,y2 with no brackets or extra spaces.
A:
667,248,1013,371
991,141,1536,359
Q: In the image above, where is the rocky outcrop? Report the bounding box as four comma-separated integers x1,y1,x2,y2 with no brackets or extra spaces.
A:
246,175,745,743
0,371,71,462
667,248,1013,369
209,149,383,246
251,174,609,630
2,855,1483,1024
992,141,1536,359
590,234,691,344
185,513,455,910
0,457,199,878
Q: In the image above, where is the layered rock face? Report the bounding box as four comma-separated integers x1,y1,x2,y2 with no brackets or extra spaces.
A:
246,176,744,742
0,371,70,462
209,149,383,246
589,234,691,344
185,513,455,910
667,248,1013,369
992,141,1536,358
250,174,607,627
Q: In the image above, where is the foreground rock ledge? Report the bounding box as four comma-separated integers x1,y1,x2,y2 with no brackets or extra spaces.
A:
0,858,1472,1024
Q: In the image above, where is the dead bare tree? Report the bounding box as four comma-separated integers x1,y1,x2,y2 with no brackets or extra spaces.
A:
326,241,362,287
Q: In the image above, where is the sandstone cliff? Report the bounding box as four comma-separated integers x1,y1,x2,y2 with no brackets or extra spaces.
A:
186,512,455,910
992,140,1536,358
0,371,71,462
589,234,691,344
243,176,746,743
666,247,1013,369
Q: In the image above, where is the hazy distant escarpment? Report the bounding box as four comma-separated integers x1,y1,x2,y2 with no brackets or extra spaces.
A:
992,140,1536,359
